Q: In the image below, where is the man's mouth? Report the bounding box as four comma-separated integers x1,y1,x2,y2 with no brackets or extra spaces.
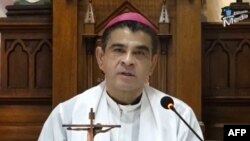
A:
119,72,135,77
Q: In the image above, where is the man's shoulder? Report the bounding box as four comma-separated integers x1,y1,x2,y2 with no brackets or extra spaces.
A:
59,82,105,109
146,86,193,112
47,82,105,124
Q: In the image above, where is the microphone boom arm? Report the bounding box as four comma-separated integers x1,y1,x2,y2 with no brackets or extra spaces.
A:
170,106,203,141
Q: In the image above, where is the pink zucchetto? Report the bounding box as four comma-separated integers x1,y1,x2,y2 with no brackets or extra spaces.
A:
105,12,157,32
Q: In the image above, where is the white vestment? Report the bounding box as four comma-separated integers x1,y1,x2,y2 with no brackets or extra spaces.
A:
38,81,203,141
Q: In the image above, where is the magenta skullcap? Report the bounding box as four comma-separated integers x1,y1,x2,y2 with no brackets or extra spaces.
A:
105,12,157,32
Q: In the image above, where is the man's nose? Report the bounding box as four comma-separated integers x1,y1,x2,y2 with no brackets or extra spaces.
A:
121,52,135,66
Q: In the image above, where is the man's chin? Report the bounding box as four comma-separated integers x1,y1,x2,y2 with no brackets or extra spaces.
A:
117,83,134,89
115,82,141,91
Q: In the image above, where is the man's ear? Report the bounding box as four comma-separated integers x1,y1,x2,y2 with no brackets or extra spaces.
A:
149,54,159,75
96,46,105,71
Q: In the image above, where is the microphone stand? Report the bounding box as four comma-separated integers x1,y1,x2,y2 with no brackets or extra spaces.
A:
170,107,203,141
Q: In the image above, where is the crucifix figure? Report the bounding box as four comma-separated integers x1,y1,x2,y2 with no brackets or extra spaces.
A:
62,108,121,141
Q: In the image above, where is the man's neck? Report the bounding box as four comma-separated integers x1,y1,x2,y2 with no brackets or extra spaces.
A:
106,89,143,105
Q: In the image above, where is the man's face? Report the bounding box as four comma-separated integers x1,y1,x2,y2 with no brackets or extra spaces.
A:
96,27,157,93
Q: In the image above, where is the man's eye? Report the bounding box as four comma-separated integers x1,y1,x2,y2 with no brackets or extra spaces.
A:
114,48,125,53
134,51,145,56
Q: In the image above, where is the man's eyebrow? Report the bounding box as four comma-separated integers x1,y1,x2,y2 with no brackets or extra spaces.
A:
109,43,126,49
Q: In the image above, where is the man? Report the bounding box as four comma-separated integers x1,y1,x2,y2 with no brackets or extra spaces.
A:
38,12,203,141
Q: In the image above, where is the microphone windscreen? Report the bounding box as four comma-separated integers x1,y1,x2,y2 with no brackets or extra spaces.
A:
160,96,174,109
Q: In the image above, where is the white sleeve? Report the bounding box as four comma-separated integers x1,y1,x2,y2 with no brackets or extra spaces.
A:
38,104,67,141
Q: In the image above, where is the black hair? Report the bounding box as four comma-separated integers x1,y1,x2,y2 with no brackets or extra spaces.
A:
102,21,159,55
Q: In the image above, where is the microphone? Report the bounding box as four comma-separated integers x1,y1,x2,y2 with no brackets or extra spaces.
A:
160,96,203,141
